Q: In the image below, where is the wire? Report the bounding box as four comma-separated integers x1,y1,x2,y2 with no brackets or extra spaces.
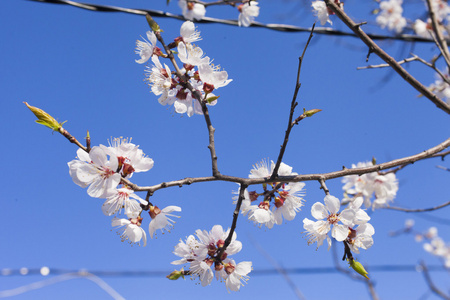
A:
0,271,125,299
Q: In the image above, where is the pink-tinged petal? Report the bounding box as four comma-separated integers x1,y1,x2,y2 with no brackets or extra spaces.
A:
311,202,328,220
332,224,350,241
324,195,340,214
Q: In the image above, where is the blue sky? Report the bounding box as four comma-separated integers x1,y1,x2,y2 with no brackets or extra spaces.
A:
1,0,450,299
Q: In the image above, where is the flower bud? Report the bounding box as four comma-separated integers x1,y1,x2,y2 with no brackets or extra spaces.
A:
166,268,185,280
303,108,322,117
348,259,369,279
24,102,65,131
145,14,162,32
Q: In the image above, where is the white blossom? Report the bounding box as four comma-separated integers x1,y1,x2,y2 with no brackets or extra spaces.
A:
376,0,406,33
179,0,206,21
180,21,202,44
303,195,355,248
148,205,181,238
103,137,154,177
171,225,250,291
342,161,399,209
312,1,332,25
111,217,147,246
217,259,252,292
135,31,157,64
238,1,260,27
68,147,121,198
102,187,146,218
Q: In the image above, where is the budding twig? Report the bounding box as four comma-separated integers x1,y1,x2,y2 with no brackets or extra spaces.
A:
271,23,315,180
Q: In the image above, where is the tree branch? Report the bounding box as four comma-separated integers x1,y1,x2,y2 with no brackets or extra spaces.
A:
324,0,450,114
123,137,450,193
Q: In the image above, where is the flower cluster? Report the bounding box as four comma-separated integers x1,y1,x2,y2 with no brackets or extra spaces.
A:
68,137,181,246
135,21,232,117
341,161,399,209
311,0,343,26
376,0,406,34
428,69,450,105
303,195,374,253
172,225,252,292
178,0,260,27
233,159,306,228
413,224,450,268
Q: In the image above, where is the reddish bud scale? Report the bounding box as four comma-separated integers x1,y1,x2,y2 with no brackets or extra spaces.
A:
176,88,188,100
214,262,223,271
205,258,214,267
193,71,200,81
216,239,225,249
149,206,161,219
117,156,126,170
153,47,163,57
122,163,135,177
249,191,259,202
225,263,235,275
130,216,143,226
258,201,270,210
347,227,356,242
184,64,195,72
208,243,217,257
187,2,195,10
274,197,284,208
203,82,215,94
237,4,244,12
160,68,169,78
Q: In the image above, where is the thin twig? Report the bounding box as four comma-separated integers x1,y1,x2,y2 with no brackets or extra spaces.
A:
149,14,220,176
385,200,450,212
318,178,330,195
426,0,450,70
357,56,419,70
248,235,306,300
419,261,450,300
324,0,450,114
216,183,248,260
436,165,450,171
331,243,379,300
380,148,450,175
271,23,315,179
